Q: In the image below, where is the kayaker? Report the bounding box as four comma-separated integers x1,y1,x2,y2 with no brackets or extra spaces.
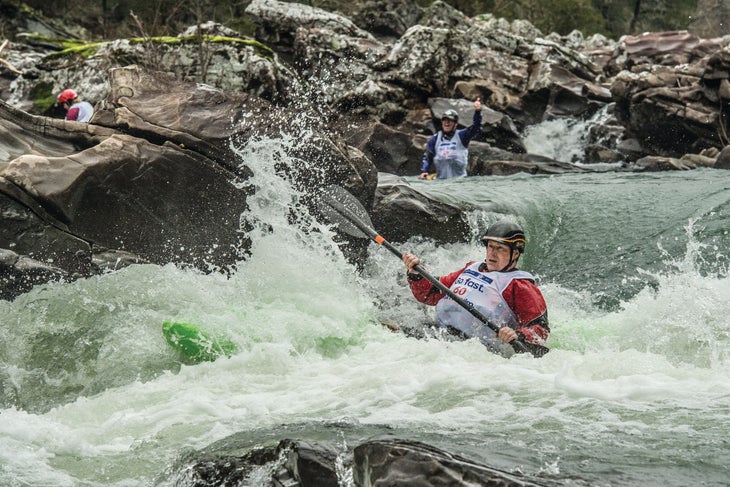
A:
418,98,482,180
57,88,94,122
402,220,550,356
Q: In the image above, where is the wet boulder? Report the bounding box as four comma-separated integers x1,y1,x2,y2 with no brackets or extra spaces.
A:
1,134,250,269
716,145,730,170
606,30,726,75
0,64,379,300
0,248,69,301
346,123,425,175
177,434,545,487
354,437,544,486
372,173,470,243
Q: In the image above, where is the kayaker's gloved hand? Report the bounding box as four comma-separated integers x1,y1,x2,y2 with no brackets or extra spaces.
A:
403,252,422,279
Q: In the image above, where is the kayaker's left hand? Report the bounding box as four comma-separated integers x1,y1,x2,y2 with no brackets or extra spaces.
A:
402,252,421,274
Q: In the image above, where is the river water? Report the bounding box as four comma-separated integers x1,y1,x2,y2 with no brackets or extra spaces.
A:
1,121,729,486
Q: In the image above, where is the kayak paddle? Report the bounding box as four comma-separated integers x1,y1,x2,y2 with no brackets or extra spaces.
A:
318,185,531,355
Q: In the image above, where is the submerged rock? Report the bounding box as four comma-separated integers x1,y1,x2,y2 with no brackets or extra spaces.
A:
175,434,547,487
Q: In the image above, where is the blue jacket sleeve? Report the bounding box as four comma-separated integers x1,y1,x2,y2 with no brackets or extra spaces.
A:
458,109,482,146
420,134,438,173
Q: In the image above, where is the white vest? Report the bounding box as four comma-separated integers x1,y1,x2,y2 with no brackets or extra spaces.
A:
435,262,534,354
433,131,468,179
68,101,94,123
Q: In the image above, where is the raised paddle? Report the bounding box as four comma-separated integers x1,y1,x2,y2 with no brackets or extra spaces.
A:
318,185,532,356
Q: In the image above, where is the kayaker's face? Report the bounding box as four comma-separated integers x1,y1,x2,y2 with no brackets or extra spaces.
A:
485,241,516,272
441,118,457,133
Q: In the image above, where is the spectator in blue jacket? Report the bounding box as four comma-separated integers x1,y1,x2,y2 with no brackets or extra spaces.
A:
419,98,482,180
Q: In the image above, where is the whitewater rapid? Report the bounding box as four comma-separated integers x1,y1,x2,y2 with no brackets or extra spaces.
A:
1,126,729,486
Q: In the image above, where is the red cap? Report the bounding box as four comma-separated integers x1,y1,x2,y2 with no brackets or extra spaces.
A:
57,89,78,104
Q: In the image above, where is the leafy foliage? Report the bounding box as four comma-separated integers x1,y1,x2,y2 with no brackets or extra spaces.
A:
21,0,252,38
17,0,701,41
593,0,698,37
487,0,607,36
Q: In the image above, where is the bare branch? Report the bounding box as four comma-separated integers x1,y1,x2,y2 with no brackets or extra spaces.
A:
0,39,22,75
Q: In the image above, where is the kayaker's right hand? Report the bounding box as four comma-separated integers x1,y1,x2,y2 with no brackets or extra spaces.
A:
498,326,518,344
403,252,421,274
418,172,429,180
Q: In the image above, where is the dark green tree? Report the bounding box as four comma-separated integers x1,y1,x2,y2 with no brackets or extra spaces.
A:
11,0,708,41
592,0,698,37
689,0,730,37
489,0,606,35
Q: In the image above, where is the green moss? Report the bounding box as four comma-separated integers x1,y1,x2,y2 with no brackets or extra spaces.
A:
29,81,55,114
42,39,104,60
128,36,183,45
128,34,275,60
32,96,56,114
38,33,275,62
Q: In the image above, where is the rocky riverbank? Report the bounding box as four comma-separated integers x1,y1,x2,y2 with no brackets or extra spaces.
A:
4,0,730,297
3,1,730,483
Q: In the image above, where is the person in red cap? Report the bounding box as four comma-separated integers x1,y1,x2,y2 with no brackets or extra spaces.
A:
57,89,94,122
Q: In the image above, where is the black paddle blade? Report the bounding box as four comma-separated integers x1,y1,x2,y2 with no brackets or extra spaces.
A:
317,185,374,238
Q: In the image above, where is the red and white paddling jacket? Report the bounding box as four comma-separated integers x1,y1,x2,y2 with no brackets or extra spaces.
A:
408,261,550,356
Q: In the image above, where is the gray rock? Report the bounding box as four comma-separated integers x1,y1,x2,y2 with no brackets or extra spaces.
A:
633,155,696,171
5,1,730,300
0,248,69,301
346,123,424,175
372,173,470,243
353,437,544,486
714,145,730,169
177,434,547,487
0,64,379,299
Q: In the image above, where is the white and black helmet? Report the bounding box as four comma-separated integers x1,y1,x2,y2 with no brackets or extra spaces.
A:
441,109,459,122
480,220,526,272
481,221,526,253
